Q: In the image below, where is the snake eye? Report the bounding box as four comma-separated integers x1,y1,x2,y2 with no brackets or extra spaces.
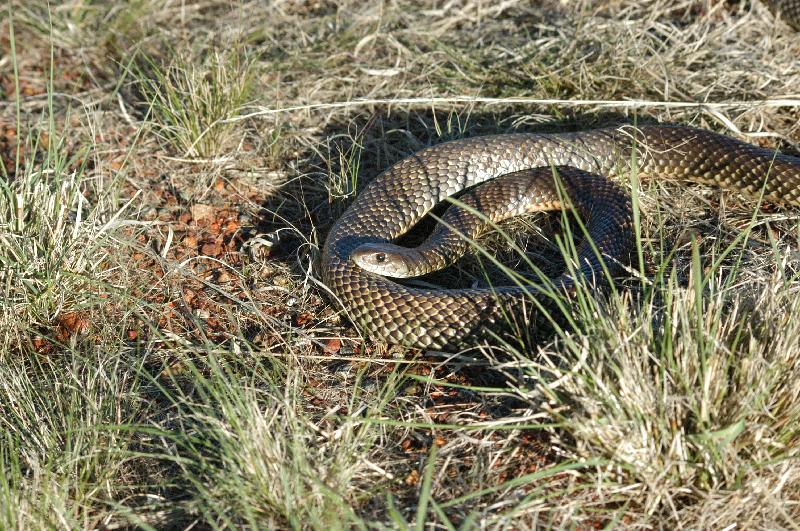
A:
375,253,386,263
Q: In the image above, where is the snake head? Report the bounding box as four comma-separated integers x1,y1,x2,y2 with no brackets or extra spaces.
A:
351,242,414,277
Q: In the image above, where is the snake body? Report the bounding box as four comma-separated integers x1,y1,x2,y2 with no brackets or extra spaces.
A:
322,124,800,350
767,0,800,29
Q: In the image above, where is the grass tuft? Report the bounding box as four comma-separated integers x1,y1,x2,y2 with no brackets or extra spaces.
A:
133,48,256,159
498,199,800,527
0,114,135,354
149,353,397,528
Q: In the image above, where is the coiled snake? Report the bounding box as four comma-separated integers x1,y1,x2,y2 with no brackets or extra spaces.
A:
322,125,800,350
322,4,800,351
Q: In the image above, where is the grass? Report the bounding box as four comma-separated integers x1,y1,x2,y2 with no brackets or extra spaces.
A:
134,48,257,159
1,0,800,528
145,352,388,528
516,213,800,526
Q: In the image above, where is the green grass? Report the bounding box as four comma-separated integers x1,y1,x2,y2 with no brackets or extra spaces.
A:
133,48,257,159
0,349,146,529
1,0,800,528
147,352,393,528
512,202,800,526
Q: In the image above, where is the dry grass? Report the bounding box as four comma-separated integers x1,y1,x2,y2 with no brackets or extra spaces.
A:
1,0,800,528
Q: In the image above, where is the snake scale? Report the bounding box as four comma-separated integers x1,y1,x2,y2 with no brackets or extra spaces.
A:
322,3,800,351
767,0,800,29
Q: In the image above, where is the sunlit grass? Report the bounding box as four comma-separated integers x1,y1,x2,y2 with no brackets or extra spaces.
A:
483,170,800,526
133,48,256,159
0,349,147,529
147,351,399,528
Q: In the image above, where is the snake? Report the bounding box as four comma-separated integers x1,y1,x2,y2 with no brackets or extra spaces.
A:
321,3,800,351
321,124,800,350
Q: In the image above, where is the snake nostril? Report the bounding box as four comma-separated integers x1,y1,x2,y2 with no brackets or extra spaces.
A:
375,253,386,263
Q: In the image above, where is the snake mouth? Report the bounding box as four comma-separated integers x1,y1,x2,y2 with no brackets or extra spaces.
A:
351,242,413,277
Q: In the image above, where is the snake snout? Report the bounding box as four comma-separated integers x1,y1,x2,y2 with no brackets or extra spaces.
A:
351,243,413,277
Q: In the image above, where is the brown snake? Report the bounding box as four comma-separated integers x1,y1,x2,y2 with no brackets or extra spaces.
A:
322,124,800,350
321,1,800,351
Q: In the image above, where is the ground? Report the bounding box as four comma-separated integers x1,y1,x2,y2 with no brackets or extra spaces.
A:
1,0,799,528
